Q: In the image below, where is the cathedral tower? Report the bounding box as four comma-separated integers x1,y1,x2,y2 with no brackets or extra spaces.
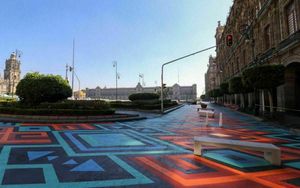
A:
4,52,21,94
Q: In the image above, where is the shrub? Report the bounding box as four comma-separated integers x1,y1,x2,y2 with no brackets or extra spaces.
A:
16,72,72,105
109,100,177,110
128,93,160,101
0,107,114,115
38,100,111,110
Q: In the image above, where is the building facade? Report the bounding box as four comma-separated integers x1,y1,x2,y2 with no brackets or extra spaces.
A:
0,53,21,94
207,0,300,112
85,83,197,101
205,55,218,95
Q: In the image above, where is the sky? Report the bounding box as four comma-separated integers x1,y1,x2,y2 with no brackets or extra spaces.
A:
0,0,233,96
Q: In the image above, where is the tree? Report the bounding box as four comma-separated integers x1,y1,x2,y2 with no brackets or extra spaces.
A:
220,82,229,94
200,94,205,100
242,64,285,113
16,72,72,105
209,88,223,101
220,82,229,104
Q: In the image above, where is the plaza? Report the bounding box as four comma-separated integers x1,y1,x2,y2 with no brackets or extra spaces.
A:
0,104,299,187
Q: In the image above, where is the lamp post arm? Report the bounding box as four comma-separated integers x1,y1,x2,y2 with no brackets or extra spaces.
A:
160,45,216,113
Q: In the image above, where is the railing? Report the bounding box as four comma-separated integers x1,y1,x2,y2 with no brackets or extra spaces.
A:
256,0,273,19
278,30,300,52
255,104,300,113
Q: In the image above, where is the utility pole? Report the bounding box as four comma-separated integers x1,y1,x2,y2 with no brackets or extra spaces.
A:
161,46,216,113
71,39,75,99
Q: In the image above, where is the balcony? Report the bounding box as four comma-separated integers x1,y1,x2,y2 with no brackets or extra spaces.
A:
278,30,300,53
258,48,275,63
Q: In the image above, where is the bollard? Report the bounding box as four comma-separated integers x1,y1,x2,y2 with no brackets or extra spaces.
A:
205,111,208,126
219,112,223,127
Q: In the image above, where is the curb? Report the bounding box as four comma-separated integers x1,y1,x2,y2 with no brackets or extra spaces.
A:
211,103,300,136
163,104,184,114
115,104,184,115
211,103,264,121
0,114,145,123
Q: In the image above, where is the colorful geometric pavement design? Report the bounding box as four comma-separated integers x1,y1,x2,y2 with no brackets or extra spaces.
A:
1,105,300,187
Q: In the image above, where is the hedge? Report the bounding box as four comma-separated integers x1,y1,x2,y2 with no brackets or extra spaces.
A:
38,100,111,110
128,93,160,101
0,100,111,110
110,100,177,110
0,107,115,116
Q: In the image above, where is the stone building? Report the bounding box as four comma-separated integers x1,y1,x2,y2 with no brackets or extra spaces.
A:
0,53,21,95
85,83,197,101
208,0,300,113
205,55,218,95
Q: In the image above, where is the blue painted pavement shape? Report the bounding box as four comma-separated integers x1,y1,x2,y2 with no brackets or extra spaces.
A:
27,151,54,161
63,159,78,165
70,159,105,172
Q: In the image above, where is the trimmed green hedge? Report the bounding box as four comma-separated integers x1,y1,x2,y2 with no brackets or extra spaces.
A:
0,100,114,115
128,93,160,101
110,100,177,110
0,107,115,116
38,100,111,110
0,100,111,110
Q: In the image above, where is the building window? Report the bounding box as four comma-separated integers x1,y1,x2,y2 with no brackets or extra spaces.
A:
286,1,298,35
264,25,271,50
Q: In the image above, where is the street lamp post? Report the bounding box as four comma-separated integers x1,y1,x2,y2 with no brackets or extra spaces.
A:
71,39,75,99
74,71,80,99
113,61,119,101
160,46,216,113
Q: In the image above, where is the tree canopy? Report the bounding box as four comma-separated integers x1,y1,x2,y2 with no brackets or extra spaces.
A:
16,72,72,105
242,64,285,90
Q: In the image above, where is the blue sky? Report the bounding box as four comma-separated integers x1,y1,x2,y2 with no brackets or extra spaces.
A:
0,0,232,96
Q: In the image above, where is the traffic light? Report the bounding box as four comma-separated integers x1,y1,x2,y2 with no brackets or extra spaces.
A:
162,84,166,89
226,34,233,47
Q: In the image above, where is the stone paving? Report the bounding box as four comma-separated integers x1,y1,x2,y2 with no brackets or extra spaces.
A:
0,104,300,187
